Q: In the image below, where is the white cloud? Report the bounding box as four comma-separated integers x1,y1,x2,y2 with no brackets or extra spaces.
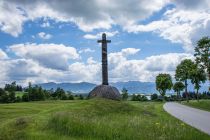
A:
38,32,52,40
0,46,195,85
125,8,210,52
79,48,95,54
9,43,80,70
84,31,119,39
0,0,169,36
108,48,194,82
0,49,8,59
40,21,50,28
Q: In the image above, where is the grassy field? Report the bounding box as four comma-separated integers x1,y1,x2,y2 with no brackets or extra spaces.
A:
0,99,210,140
182,100,210,112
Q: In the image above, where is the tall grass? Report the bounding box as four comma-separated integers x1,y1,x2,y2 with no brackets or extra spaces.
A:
0,99,209,140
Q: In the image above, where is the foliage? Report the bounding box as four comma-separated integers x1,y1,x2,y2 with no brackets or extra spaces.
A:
131,94,148,101
175,59,195,101
190,64,207,101
194,36,210,80
79,94,84,100
151,93,158,100
155,73,173,97
173,81,185,100
121,88,128,100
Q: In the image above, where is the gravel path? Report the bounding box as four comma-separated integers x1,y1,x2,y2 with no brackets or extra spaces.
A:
163,102,210,135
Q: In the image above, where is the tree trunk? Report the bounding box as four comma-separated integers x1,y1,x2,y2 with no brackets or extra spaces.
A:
177,91,179,101
185,80,189,102
196,88,199,102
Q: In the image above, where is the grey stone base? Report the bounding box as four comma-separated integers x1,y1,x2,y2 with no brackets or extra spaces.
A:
88,85,121,100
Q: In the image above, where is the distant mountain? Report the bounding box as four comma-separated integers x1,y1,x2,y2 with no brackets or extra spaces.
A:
37,81,209,94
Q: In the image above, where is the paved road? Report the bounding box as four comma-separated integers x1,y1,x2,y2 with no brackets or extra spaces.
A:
163,102,210,135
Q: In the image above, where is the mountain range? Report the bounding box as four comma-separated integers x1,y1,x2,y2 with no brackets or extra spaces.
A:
37,81,209,94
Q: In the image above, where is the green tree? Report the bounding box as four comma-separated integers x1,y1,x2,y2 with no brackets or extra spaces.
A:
175,59,195,102
173,81,185,101
22,93,29,102
79,94,84,100
121,88,128,100
4,81,17,92
190,65,207,101
156,74,173,98
0,88,9,103
151,93,158,100
8,91,16,103
194,37,210,80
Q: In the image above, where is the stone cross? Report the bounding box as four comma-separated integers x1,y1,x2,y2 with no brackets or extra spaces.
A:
98,33,111,85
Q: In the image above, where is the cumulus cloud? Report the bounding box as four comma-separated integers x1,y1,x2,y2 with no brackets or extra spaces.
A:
0,45,195,86
38,32,52,39
8,43,80,70
84,31,119,39
0,49,8,59
0,0,168,36
79,48,95,54
125,8,210,52
108,49,194,82
0,0,209,52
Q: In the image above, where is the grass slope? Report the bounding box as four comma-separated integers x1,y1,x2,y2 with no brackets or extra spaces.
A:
182,100,210,112
0,99,209,140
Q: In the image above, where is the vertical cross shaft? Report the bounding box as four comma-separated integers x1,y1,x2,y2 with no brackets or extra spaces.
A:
97,33,111,85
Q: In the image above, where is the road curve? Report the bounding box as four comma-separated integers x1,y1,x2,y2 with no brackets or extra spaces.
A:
163,102,210,135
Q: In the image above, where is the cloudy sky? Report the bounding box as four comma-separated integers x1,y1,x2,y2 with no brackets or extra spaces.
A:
0,0,209,86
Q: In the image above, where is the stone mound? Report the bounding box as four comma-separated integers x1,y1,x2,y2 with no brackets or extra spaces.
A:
88,85,121,100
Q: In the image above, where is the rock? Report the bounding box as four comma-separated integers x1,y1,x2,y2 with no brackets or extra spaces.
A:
88,85,121,100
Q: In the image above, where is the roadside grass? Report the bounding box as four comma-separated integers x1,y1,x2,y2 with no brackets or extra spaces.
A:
0,99,210,140
182,99,210,112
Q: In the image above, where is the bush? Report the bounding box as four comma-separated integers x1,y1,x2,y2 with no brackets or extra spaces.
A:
79,94,84,100
22,93,29,102
61,94,68,100
8,91,16,103
68,94,74,100
15,96,22,102
151,94,158,100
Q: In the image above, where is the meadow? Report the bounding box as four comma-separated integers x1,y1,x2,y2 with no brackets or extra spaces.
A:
182,100,210,112
0,99,210,140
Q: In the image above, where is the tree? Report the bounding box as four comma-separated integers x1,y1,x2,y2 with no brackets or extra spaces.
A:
8,91,16,103
0,88,9,103
4,81,17,92
190,65,207,101
175,59,195,102
156,74,173,98
54,88,66,99
151,93,158,100
173,81,185,101
79,94,84,100
22,93,29,102
121,88,128,100
194,37,210,80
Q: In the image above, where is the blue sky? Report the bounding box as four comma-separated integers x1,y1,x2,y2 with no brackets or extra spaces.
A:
0,0,209,86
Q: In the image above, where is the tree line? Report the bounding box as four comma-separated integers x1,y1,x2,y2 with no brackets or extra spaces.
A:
0,82,85,103
155,37,209,102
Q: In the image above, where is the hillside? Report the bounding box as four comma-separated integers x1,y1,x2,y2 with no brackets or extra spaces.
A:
37,81,209,94
0,99,209,140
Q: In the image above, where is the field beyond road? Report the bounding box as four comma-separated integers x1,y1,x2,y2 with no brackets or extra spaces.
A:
182,100,210,112
0,99,210,140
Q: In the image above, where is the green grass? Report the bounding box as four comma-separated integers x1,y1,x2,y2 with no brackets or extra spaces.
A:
182,99,210,112
0,99,210,140
15,91,25,97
